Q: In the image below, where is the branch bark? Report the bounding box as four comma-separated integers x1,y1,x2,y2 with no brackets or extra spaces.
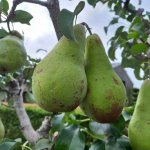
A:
8,79,51,145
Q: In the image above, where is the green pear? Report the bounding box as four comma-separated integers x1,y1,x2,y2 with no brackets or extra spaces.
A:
128,79,150,150
32,24,87,112
0,32,27,74
80,34,127,123
0,118,5,139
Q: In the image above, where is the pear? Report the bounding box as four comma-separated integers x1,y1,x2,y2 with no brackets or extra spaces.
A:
0,32,27,74
128,79,150,150
32,24,87,112
80,34,127,123
0,118,5,139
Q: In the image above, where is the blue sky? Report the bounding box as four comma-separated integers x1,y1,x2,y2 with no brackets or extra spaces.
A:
7,0,149,88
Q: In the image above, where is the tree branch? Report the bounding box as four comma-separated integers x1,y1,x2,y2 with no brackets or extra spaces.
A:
8,79,51,145
46,0,62,40
37,116,51,138
7,0,48,22
7,0,62,39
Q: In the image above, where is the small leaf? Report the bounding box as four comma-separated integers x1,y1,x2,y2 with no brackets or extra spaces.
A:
87,0,97,7
12,10,33,25
109,17,119,25
134,67,143,80
131,23,144,33
128,31,139,39
146,11,150,20
0,0,9,15
0,28,9,38
121,56,141,69
55,125,85,150
58,9,75,40
89,140,105,150
74,1,85,16
130,43,148,55
104,17,119,34
104,26,108,34
105,137,122,150
51,113,65,133
108,46,117,61
122,111,132,122
89,121,121,138
32,139,52,150
117,136,132,149
115,26,124,36
111,115,126,133
0,141,21,150
127,14,136,22
23,92,35,103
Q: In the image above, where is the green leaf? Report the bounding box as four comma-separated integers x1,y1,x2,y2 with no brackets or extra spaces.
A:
58,9,75,40
23,68,34,80
122,106,135,121
89,140,105,150
32,139,52,150
128,31,139,39
109,17,119,25
51,113,65,133
131,23,144,33
0,0,9,15
0,28,8,38
105,137,123,150
111,115,126,133
129,17,145,35
134,67,143,80
108,46,117,61
0,141,21,150
115,26,124,36
121,56,140,69
127,14,136,22
89,122,107,136
12,10,33,25
89,121,121,138
117,136,132,149
23,92,35,103
130,43,148,55
146,11,150,20
122,111,132,122
55,125,85,150
104,17,119,34
74,1,85,16
104,26,108,34
87,0,97,7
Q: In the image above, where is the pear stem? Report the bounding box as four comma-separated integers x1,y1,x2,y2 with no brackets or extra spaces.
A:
81,22,92,35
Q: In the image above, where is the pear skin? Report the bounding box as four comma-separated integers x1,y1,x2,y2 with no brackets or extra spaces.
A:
80,34,127,123
128,79,150,150
0,118,5,139
0,35,27,74
32,24,87,112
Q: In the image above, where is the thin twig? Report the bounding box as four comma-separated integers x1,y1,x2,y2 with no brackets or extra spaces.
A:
7,0,48,22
